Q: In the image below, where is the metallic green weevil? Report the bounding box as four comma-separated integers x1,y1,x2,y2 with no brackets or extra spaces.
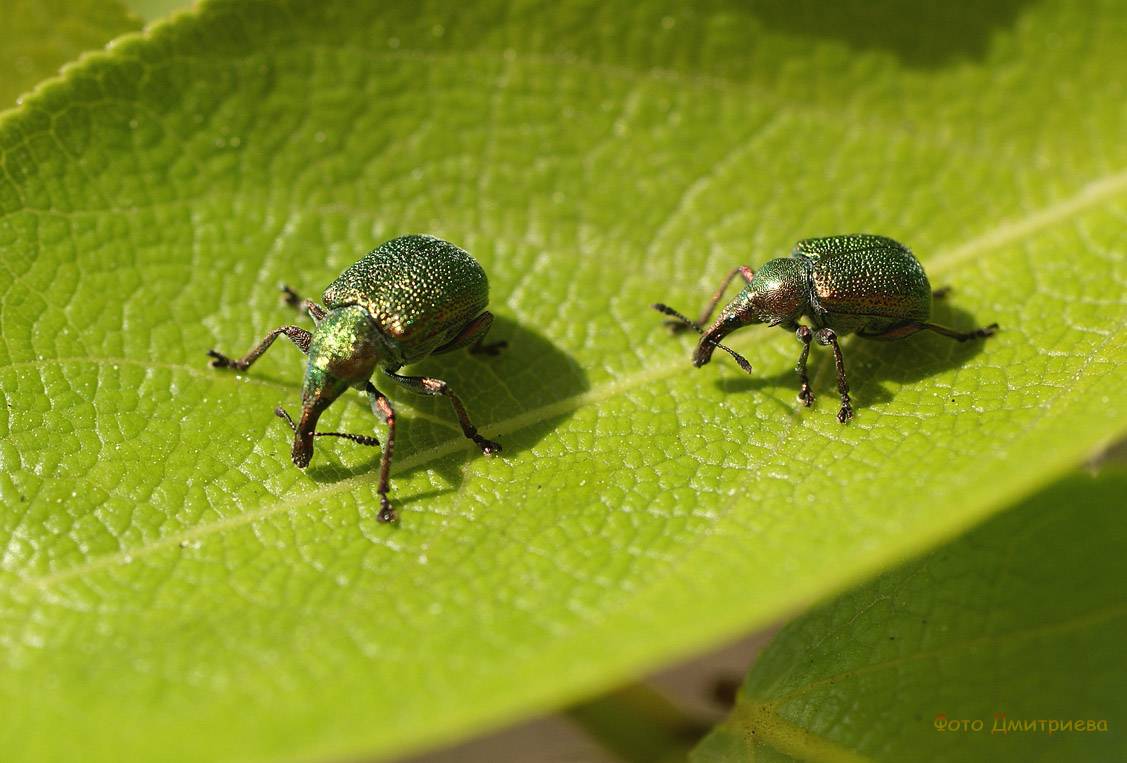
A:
208,234,505,522
654,234,997,422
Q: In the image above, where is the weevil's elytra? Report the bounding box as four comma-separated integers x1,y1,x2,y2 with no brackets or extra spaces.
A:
323,235,489,357
654,234,998,423
208,234,506,523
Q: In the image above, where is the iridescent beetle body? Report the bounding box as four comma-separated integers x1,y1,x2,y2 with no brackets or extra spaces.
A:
655,234,997,423
322,236,490,366
209,234,504,522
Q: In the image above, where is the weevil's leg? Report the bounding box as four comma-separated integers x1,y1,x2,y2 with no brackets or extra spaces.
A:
274,406,379,446
857,321,926,341
814,328,853,423
931,286,952,300
860,320,998,343
207,325,311,371
362,382,398,523
384,369,501,455
795,325,815,407
667,265,755,334
281,284,327,325
433,311,507,357
920,321,999,342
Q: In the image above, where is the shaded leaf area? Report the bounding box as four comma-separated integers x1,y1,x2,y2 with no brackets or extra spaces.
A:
0,0,140,107
0,1,1125,761
693,470,1127,763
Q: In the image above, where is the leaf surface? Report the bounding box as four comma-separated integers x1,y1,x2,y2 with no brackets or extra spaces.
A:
0,1,1124,761
693,470,1127,762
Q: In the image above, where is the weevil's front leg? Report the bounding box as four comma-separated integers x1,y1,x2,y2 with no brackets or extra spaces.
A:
667,265,755,334
207,325,311,371
815,328,853,423
281,284,327,325
383,370,501,455
363,381,398,523
432,311,507,357
795,325,815,407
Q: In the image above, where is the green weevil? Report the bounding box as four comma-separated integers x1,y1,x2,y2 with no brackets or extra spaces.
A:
654,234,997,422
208,234,505,523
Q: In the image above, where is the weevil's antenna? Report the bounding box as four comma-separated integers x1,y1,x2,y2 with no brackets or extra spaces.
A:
274,406,380,446
653,303,702,332
652,304,754,374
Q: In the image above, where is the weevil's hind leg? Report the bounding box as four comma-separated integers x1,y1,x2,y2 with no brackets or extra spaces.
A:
860,320,998,343
920,321,999,342
363,381,398,523
931,286,952,300
281,285,327,325
668,265,756,334
384,369,501,455
795,325,815,407
207,325,312,371
814,328,853,423
433,311,507,357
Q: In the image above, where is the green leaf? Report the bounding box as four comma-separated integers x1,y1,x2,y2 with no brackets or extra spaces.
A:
0,0,140,108
0,1,1124,761
693,469,1127,763
121,0,192,23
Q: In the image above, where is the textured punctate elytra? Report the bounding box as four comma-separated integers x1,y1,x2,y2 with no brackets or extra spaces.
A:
207,234,506,524
323,235,489,364
654,234,997,423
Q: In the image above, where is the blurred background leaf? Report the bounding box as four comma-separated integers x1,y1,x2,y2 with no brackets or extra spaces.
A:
123,0,191,22
0,1,1124,761
694,469,1127,763
0,0,140,106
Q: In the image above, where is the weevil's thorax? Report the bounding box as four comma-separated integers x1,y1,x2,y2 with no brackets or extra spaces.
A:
293,305,390,469
744,258,811,326
307,305,390,387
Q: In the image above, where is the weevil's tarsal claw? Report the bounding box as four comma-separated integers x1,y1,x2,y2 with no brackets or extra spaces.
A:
798,385,815,407
477,437,501,456
207,349,235,368
280,284,302,308
378,496,397,524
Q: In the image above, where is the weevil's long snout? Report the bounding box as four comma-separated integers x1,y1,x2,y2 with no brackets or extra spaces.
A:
291,365,348,469
693,318,736,367
292,405,319,468
653,301,754,373
693,314,755,374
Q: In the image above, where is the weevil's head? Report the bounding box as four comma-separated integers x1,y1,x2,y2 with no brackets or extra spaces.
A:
292,306,385,467
693,258,808,367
